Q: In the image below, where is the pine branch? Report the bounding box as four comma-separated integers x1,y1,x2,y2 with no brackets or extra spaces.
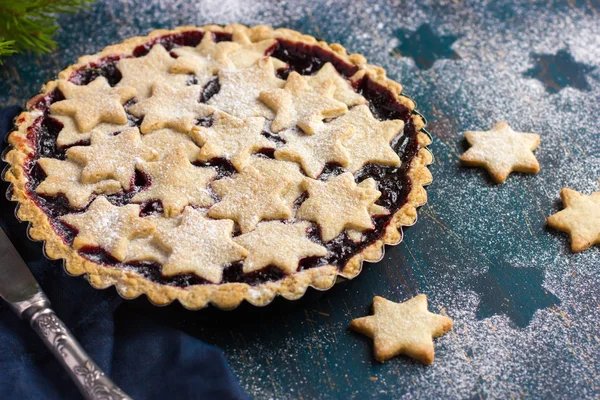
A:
0,38,17,64
0,0,95,63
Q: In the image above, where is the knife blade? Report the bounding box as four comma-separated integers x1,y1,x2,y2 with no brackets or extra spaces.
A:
0,227,130,400
0,228,44,310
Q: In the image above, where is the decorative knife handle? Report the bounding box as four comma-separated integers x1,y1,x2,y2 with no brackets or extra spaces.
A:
26,306,131,400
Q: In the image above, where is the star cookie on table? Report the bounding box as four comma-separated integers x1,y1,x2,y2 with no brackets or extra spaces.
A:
35,158,121,209
133,147,217,217
170,32,239,85
117,44,188,99
328,105,403,172
249,157,305,209
547,188,600,252
50,77,136,132
306,62,366,107
67,127,158,190
228,28,287,70
259,71,348,134
234,221,327,274
60,196,155,262
51,114,130,148
459,121,541,184
192,111,275,171
208,58,285,119
128,82,214,134
141,128,201,161
155,207,248,282
350,295,453,364
208,166,293,233
275,124,355,178
297,172,385,242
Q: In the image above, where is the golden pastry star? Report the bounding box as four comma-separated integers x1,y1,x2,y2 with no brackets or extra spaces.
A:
208,166,293,233
547,188,600,252
249,157,305,209
297,172,383,242
124,215,177,264
133,147,217,217
117,44,188,99
155,207,248,282
170,32,239,85
67,127,158,190
234,221,327,274
346,178,390,242
349,295,453,364
141,128,201,161
50,77,135,132
207,57,284,119
60,196,155,262
306,62,366,107
52,114,130,148
191,111,275,171
328,105,403,172
228,28,287,70
35,158,121,209
259,71,348,134
128,82,214,134
275,124,355,178
459,121,541,183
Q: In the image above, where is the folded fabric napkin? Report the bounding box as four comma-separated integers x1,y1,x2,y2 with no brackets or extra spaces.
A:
0,106,249,400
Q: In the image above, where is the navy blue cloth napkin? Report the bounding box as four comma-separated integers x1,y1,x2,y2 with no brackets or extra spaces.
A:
0,106,249,400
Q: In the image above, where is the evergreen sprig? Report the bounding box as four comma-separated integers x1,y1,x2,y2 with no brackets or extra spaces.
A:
0,39,17,64
0,0,95,63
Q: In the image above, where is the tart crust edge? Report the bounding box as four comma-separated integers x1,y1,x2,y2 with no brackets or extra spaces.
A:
3,24,432,310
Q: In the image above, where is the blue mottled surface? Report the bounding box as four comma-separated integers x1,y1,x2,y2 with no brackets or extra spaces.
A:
1,0,599,398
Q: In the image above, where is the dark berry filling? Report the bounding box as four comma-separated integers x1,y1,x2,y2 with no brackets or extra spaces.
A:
20,30,423,287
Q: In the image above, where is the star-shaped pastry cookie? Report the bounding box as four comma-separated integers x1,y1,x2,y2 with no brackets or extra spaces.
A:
328,105,403,172
35,158,121,209
208,166,293,233
191,111,275,171
67,128,158,190
61,196,155,261
259,71,348,134
249,157,305,208
155,207,248,282
306,63,366,107
117,44,188,99
133,147,216,217
123,215,177,264
234,221,327,274
347,178,390,242
207,57,284,119
170,32,239,85
459,121,541,183
547,188,600,252
296,172,384,242
52,115,130,148
141,128,201,161
275,124,355,178
50,77,136,132
350,295,453,364
128,82,214,134
228,28,287,70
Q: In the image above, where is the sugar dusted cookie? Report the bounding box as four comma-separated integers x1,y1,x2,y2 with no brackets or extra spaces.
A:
350,294,453,364
547,188,600,252
460,121,540,183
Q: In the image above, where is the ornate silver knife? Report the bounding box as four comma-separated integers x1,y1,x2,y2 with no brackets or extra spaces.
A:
0,228,131,400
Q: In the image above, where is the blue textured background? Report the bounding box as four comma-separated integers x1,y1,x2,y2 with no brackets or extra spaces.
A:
1,0,600,398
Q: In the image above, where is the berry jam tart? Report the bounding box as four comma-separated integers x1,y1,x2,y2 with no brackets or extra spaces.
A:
4,25,432,309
